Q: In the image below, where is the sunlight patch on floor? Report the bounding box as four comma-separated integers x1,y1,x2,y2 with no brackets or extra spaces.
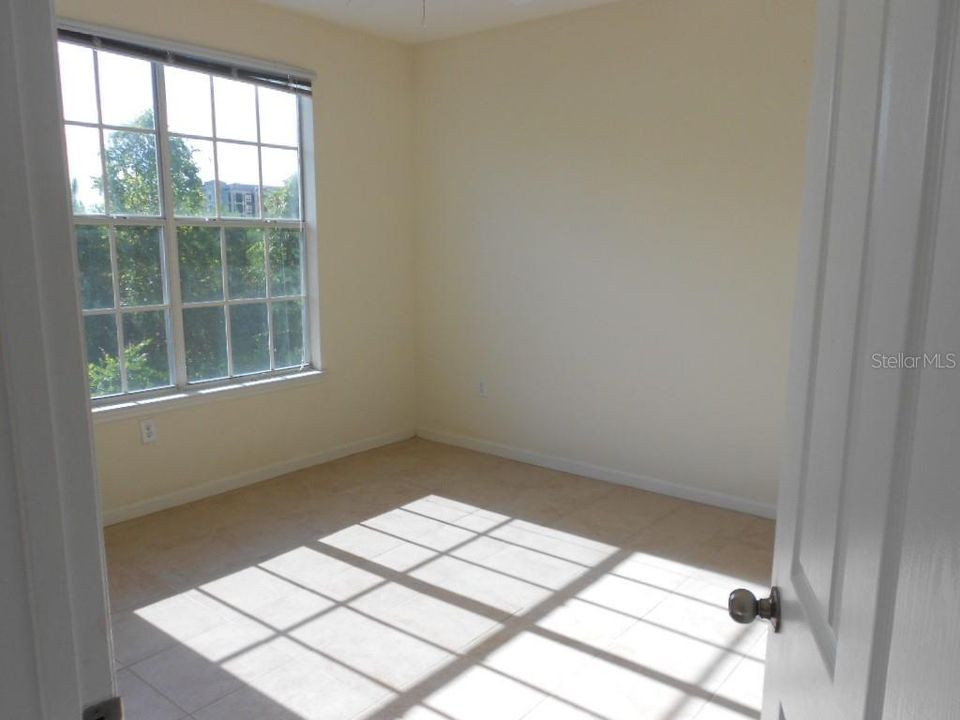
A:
117,489,768,720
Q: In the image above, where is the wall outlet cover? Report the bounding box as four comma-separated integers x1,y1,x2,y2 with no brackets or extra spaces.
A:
140,419,158,444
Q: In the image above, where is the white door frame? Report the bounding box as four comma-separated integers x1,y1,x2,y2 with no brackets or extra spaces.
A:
0,0,115,716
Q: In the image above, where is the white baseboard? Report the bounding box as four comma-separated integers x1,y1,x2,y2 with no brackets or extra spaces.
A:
102,426,776,525
101,429,415,526
416,428,777,519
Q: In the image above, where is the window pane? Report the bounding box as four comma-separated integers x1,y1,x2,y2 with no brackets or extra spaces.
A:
183,306,228,382
261,147,300,220
272,300,303,369
165,67,212,136
76,225,114,309
116,226,164,306
84,314,120,397
97,50,155,129
216,142,260,218
58,43,98,123
230,303,269,375
258,87,298,146
65,125,105,214
213,77,257,141
123,311,170,391
225,228,265,298
178,226,223,303
172,137,216,217
104,130,160,215
268,229,302,297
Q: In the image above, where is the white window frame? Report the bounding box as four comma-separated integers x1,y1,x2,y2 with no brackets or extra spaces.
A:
58,21,323,415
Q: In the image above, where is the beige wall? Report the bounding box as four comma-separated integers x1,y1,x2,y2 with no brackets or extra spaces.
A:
413,0,815,511
56,0,418,517
61,0,815,520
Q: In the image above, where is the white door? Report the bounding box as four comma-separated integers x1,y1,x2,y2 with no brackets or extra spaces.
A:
747,0,960,718
0,0,115,717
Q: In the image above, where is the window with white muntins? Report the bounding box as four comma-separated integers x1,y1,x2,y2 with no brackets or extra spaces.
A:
57,27,316,403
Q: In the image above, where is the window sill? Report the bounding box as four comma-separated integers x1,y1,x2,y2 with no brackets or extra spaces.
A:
90,369,324,424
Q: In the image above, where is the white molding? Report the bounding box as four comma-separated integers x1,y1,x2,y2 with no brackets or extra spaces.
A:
416,428,777,519
92,369,325,424
103,425,777,525
102,429,414,525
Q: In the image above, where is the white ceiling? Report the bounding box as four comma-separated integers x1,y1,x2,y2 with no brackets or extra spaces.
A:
254,0,623,44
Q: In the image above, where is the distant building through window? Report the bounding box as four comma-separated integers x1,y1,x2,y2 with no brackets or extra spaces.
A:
202,181,281,219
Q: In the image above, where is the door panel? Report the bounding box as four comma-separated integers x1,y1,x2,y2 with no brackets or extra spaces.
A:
767,0,887,710
761,0,956,718
793,0,885,668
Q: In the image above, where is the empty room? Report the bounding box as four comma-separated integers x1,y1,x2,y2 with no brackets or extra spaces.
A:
3,0,959,719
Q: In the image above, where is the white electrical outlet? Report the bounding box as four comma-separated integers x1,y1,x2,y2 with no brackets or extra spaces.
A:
140,419,158,444
478,380,488,397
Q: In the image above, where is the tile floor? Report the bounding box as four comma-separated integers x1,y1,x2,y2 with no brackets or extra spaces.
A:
105,438,774,720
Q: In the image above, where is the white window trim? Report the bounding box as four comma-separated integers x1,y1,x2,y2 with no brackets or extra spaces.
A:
58,20,324,413
57,18,317,86
91,368,325,423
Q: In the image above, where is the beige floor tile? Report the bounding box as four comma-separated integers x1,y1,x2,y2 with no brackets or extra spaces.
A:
469,543,587,591
385,706,451,720
521,697,606,720
290,606,454,689
488,519,617,566
107,561,178,614
483,631,596,696
363,508,459,546
706,654,766,717
604,619,746,695
744,629,768,662
148,536,252,592
609,550,698,592
199,566,302,615
105,439,772,720
130,619,295,712
247,586,337,631
556,486,685,543
534,596,637,649
556,654,709,720
693,700,761,720
350,583,503,652
342,477,428,504
701,539,775,585
402,496,478,524
573,572,672,619
368,540,439,572
448,534,514,564
410,555,551,614
317,525,407,562
453,508,512,533
643,587,764,654
407,523,478,552
629,504,767,574
113,590,237,667
498,479,616,524
260,546,384,602
434,476,540,517
193,651,391,720
417,666,546,720
116,668,186,720
112,612,179,669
